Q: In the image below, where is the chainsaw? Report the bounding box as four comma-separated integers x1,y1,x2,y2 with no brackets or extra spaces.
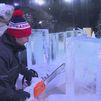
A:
34,63,65,97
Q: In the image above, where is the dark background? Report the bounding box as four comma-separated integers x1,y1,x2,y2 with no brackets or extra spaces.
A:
1,0,101,32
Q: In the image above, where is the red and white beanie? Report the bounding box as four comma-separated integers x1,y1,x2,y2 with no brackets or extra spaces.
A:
7,9,32,38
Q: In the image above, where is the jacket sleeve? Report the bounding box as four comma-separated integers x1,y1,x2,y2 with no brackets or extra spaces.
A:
0,52,15,100
0,86,30,101
0,86,15,101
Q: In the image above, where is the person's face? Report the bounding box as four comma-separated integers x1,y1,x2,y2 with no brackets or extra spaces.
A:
15,36,29,45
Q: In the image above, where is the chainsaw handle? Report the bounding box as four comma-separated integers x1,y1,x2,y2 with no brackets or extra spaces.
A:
22,76,31,88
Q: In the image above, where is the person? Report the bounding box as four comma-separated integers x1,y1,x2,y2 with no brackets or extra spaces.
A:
0,3,14,36
0,8,38,101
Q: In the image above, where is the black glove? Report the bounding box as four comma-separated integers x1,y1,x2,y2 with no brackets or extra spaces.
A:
14,90,30,101
25,69,38,84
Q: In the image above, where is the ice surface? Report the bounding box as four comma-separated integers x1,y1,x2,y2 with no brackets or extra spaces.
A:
65,37,101,101
25,30,101,101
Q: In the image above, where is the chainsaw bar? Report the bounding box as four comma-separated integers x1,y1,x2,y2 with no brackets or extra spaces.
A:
44,63,65,85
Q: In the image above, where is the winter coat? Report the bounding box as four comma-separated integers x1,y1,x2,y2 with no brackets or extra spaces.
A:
0,32,29,100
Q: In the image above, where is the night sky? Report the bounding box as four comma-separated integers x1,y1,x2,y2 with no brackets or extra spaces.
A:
0,0,101,32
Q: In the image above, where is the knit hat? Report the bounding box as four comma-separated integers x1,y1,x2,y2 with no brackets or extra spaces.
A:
7,9,32,38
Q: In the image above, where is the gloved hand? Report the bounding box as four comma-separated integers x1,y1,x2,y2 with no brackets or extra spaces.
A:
25,69,38,85
29,69,38,77
14,89,30,101
2,89,30,101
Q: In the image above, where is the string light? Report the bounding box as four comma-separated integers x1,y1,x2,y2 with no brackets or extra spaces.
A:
35,0,45,6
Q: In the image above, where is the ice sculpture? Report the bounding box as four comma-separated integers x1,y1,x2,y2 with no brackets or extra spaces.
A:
66,36,101,101
26,29,50,66
26,29,67,66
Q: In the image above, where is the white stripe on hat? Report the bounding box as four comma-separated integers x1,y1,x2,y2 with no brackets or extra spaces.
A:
8,22,31,30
